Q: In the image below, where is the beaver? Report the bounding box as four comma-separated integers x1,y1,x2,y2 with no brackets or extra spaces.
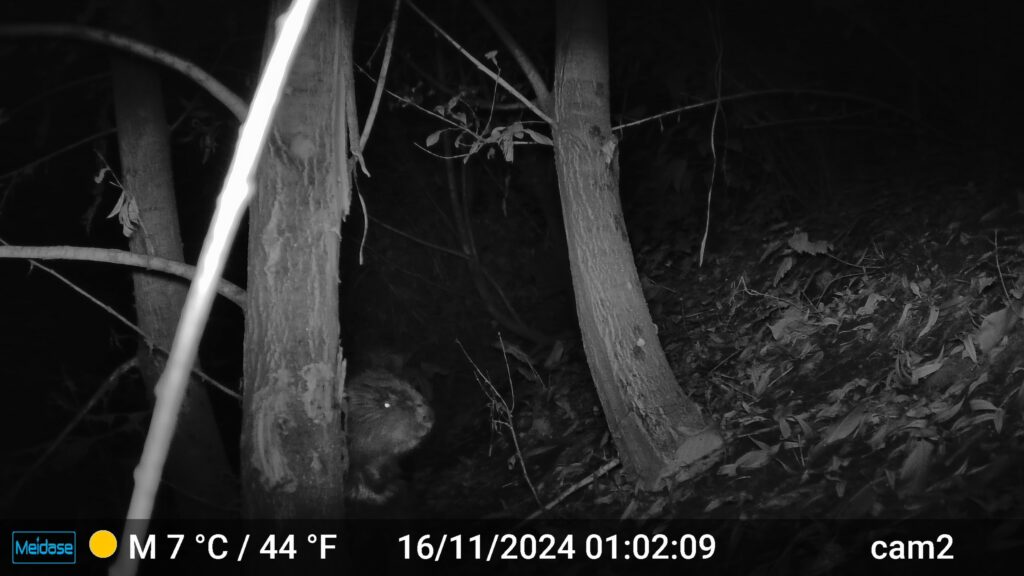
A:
345,368,434,505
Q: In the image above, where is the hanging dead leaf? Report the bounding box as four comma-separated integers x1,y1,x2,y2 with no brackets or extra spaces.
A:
107,190,141,237
522,128,552,146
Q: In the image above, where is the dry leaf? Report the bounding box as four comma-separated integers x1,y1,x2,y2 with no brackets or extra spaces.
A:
917,306,939,338
773,256,794,286
976,307,1017,354
788,231,831,255
822,403,868,445
898,437,934,496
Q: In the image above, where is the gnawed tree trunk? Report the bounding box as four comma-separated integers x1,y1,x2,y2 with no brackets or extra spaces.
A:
110,0,235,518
552,0,722,489
240,0,354,518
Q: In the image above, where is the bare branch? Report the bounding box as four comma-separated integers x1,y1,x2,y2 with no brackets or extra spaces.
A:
404,0,552,124
471,0,550,107
0,24,248,121
0,244,247,310
355,64,483,142
0,128,116,182
614,88,948,139
369,215,467,260
516,459,622,527
3,359,138,508
401,53,528,111
0,243,237,400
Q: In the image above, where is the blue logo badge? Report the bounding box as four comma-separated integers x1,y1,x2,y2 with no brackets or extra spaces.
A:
11,531,77,565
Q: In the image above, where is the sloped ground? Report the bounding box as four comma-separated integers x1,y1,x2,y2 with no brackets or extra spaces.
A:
420,172,1024,520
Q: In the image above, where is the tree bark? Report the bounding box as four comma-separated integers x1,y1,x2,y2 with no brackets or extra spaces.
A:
240,0,354,519
110,0,235,518
552,0,722,490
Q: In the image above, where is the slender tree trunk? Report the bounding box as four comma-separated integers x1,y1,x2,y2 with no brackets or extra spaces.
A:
110,0,235,518
240,0,354,519
552,0,722,489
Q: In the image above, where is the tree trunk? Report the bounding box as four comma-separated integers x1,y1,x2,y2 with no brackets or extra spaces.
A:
551,0,722,490
110,0,235,518
240,0,354,519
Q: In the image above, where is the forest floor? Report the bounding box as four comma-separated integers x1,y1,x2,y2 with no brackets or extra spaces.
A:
416,158,1024,523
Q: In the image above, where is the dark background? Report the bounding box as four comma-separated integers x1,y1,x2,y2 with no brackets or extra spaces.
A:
1,0,1022,519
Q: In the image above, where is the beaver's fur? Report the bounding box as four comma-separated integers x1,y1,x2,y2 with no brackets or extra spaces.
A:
345,369,434,504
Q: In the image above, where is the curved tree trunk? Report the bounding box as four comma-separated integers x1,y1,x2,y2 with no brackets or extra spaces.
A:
240,0,354,519
552,0,722,490
110,0,235,518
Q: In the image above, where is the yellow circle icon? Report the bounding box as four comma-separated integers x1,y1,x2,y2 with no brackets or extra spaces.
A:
89,530,118,559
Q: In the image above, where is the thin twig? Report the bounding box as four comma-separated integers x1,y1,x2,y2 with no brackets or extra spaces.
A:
0,241,238,400
470,0,550,106
6,72,111,119
458,338,541,506
739,277,802,310
994,230,1011,302
404,0,552,124
613,88,946,139
370,213,532,328
515,459,622,528
413,141,471,161
355,63,482,142
0,128,116,182
698,10,724,268
708,349,741,375
369,215,467,259
1,97,207,183
400,53,527,111
824,251,883,270
3,358,138,509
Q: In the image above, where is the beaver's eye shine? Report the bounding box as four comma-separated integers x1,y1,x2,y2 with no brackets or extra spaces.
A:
344,368,435,506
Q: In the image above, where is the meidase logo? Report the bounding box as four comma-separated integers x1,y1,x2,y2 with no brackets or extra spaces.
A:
11,531,76,565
